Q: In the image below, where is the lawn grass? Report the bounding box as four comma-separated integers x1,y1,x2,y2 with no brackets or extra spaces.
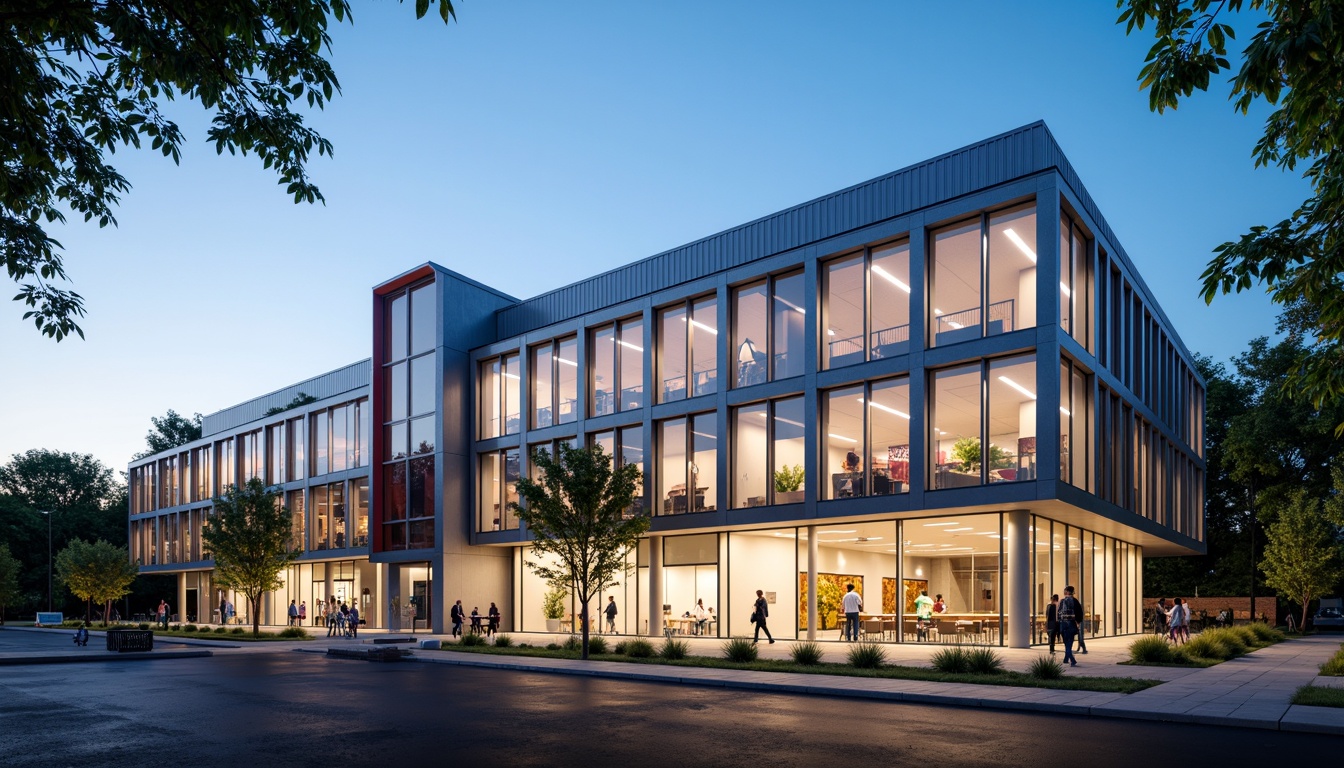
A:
1318,644,1344,676
429,642,1159,694
1292,685,1344,708
150,628,312,642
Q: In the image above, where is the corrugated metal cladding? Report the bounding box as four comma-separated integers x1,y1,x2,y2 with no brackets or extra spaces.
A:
201,359,372,437
496,122,1063,338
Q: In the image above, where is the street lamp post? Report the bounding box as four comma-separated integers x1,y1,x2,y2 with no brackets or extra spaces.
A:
39,510,53,612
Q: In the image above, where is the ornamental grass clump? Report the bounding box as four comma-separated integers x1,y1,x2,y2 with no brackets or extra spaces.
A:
1028,655,1065,680
790,641,825,666
1319,647,1344,677
579,635,600,653
182,624,198,633
624,638,656,658
494,634,514,648
213,626,229,634
1245,623,1284,644
930,646,971,673
612,640,629,655
1207,628,1248,657
723,637,758,663
277,627,308,639
660,638,690,660
460,632,487,646
562,635,582,652
1128,635,1175,664
847,642,887,669
965,647,1005,674
1181,633,1227,661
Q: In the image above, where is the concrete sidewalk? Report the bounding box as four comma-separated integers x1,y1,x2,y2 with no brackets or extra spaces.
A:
5,625,1342,734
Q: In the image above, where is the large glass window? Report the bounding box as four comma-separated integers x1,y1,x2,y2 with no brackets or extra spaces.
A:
931,355,1036,488
656,413,717,515
620,425,646,516
531,337,578,428
733,402,768,507
479,353,521,438
593,316,644,415
823,378,910,499
823,240,911,369
931,220,982,347
660,297,716,402
1061,357,1092,490
1060,210,1092,351
382,278,436,552
215,438,234,495
267,424,286,485
772,272,806,380
733,282,769,387
987,204,1038,337
772,397,806,502
286,417,304,482
903,514,1001,645
732,397,804,507
478,448,521,532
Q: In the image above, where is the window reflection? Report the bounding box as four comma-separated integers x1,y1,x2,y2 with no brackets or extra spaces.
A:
988,205,1037,337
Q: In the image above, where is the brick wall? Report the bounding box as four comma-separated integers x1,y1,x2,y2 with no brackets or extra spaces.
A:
1142,596,1278,622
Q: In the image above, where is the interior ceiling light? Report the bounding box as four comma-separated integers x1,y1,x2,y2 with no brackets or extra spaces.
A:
617,340,645,352
774,295,807,315
1060,282,1072,297
1004,228,1037,263
1060,406,1071,416
827,329,836,336
818,530,856,534
827,433,858,443
924,522,958,527
997,375,1037,400
857,397,911,419
502,372,521,380
557,357,578,367
934,308,944,315
682,318,719,336
945,527,974,532
871,265,912,294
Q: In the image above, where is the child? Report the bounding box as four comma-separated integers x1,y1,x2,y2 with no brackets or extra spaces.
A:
73,621,90,647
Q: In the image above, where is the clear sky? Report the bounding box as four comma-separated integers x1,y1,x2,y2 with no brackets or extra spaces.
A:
0,1,1306,474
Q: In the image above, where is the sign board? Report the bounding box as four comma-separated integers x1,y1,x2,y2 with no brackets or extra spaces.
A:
35,612,63,626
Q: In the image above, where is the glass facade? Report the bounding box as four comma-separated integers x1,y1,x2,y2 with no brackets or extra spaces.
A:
823,240,911,368
382,279,436,551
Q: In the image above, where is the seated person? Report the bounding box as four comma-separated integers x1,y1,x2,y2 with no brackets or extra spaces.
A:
470,607,483,632
73,622,90,646
843,449,861,473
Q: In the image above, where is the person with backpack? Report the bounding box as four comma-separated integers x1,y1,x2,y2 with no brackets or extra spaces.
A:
1058,586,1083,667
73,621,89,647
1045,594,1060,653
348,604,360,638
604,596,618,634
287,600,298,627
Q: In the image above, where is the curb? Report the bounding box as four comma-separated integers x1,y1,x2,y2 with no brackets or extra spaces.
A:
406,650,1344,735
0,650,214,666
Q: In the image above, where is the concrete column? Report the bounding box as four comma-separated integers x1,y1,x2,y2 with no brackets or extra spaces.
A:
648,535,663,637
386,564,401,633
324,567,334,627
1007,510,1031,648
176,572,187,625
806,525,818,642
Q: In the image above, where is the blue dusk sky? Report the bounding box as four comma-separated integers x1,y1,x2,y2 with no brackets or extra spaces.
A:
0,2,1306,472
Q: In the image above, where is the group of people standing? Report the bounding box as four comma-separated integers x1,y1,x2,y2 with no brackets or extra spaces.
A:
1043,586,1088,666
1153,597,1191,644
286,600,308,626
450,599,501,637
316,597,360,638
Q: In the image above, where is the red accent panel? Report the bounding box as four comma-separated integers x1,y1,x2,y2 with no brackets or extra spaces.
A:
370,264,435,555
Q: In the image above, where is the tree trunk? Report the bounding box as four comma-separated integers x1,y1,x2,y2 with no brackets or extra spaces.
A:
579,597,590,660
102,599,112,627
1302,594,1312,633
252,594,262,637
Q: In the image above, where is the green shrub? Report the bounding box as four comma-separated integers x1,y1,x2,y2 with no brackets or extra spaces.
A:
612,641,629,655
182,624,198,633
1028,655,1064,680
460,633,487,646
624,639,656,658
847,642,887,669
722,637,758,663
277,627,308,639
213,626,229,634
790,641,825,666
1245,623,1284,644
966,647,1005,674
584,636,605,653
230,627,246,635
1128,635,1175,664
1229,625,1260,646
170,624,181,631
494,634,514,648
138,623,151,630
1182,633,1227,660
545,643,561,650
1319,647,1344,677
562,635,582,652
1207,628,1248,657
660,638,689,660
930,646,971,673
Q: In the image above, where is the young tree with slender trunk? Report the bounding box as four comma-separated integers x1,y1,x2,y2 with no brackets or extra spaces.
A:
201,478,300,637
1261,489,1344,631
0,543,20,624
54,538,138,626
511,444,649,660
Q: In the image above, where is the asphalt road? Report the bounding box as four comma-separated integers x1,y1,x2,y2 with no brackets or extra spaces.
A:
0,652,1336,767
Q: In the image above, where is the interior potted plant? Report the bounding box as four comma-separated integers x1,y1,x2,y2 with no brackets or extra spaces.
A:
950,437,1011,474
772,463,806,504
542,586,566,632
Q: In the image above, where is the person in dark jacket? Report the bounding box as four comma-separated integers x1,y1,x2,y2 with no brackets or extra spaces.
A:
751,589,774,644
1058,586,1083,667
450,600,464,637
1045,594,1060,653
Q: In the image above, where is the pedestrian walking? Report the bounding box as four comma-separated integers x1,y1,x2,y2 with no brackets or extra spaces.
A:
604,596,618,634
1058,586,1083,667
751,589,774,644
349,604,360,638
157,600,169,630
1046,594,1060,653
1153,598,1168,635
488,602,500,636
287,599,298,627
841,583,862,642
450,600,464,637
299,600,307,626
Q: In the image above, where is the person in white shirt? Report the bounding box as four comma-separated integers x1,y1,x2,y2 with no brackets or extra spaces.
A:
841,583,864,642
692,599,710,635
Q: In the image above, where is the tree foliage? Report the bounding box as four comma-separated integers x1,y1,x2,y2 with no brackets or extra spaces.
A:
0,448,118,513
511,444,649,659
1118,0,1344,431
201,477,299,636
136,409,202,459
0,542,20,624
1260,488,1344,631
54,538,139,625
263,392,317,417
1,0,455,341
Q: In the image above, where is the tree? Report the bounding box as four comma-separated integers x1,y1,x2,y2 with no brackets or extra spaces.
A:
0,449,117,514
201,477,299,636
135,409,202,459
511,444,649,659
54,538,138,625
0,543,19,624
263,392,317,417
2,0,455,341
1117,1,1344,430
1260,489,1344,630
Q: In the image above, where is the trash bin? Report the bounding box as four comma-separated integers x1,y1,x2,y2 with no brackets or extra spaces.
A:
106,629,154,653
